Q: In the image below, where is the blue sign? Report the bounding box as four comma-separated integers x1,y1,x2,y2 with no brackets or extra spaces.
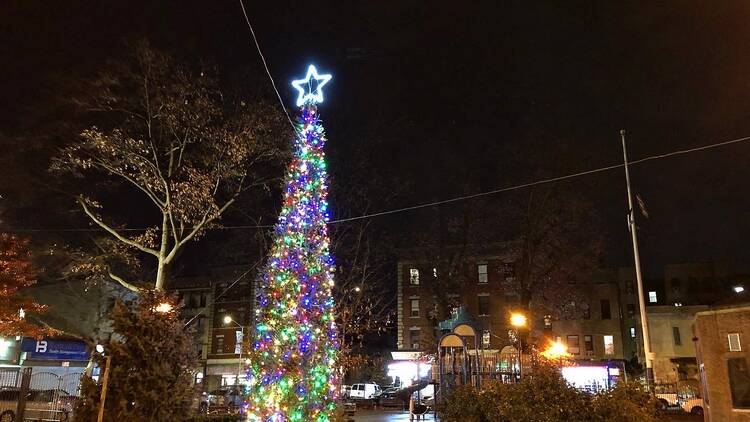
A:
21,338,90,361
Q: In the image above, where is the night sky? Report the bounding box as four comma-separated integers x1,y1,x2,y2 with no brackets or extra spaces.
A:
4,1,750,276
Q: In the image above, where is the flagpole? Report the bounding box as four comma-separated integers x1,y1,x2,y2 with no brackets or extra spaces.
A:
620,129,654,390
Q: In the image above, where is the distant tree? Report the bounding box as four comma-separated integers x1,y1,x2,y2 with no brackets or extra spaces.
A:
509,185,603,317
52,42,285,291
74,291,196,422
332,211,394,375
328,142,397,376
0,233,54,337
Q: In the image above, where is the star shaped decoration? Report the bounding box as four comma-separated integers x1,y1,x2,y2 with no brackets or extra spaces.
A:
291,65,332,107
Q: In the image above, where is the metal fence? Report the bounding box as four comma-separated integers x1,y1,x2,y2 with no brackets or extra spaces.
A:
0,368,78,421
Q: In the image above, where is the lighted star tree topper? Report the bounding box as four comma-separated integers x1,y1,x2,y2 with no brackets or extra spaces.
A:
246,64,339,422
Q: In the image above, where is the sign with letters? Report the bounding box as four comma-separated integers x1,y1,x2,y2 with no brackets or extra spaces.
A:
21,338,89,361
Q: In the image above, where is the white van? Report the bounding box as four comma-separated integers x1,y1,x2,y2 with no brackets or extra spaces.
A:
349,383,381,399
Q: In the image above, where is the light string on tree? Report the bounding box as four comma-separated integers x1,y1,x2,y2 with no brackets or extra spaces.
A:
246,65,339,422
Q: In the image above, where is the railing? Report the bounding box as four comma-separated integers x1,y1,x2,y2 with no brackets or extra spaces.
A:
0,368,80,421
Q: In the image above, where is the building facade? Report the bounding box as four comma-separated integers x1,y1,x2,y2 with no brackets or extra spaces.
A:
396,253,518,355
694,304,750,421
548,269,627,362
175,265,254,391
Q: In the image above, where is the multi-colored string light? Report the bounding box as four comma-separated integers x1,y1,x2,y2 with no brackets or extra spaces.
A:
246,65,338,422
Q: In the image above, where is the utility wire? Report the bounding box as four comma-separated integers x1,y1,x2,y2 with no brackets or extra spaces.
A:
182,258,262,327
5,134,750,233
238,0,297,133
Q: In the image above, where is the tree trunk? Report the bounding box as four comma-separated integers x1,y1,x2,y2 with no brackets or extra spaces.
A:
154,214,170,290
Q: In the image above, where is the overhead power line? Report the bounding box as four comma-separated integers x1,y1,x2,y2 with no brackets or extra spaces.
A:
237,0,297,133
4,134,750,234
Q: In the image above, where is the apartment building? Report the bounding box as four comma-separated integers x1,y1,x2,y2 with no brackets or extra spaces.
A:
396,252,517,354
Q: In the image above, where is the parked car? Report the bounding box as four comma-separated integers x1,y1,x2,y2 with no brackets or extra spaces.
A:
377,392,406,409
349,383,381,400
655,392,678,409
0,388,72,422
679,397,704,416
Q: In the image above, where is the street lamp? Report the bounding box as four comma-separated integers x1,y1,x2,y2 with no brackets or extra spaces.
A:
223,316,244,386
541,341,570,362
510,312,527,380
154,302,173,313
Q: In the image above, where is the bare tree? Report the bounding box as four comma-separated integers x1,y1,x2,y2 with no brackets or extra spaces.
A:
508,185,604,317
51,42,285,291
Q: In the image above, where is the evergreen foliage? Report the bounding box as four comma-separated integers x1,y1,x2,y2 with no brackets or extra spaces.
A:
74,291,198,421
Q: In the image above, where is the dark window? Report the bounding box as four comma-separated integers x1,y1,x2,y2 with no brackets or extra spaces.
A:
410,330,421,349
600,299,611,320
728,358,750,408
627,304,636,318
502,262,515,278
200,293,207,307
478,296,490,316
581,303,591,320
214,335,225,354
625,280,634,294
584,335,594,352
671,278,682,293
672,327,682,346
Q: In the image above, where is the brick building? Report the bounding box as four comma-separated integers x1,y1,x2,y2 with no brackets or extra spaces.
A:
395,250,628,363
694,304,750,421
175,265,254,391
396,252,517,354
548,269,627,361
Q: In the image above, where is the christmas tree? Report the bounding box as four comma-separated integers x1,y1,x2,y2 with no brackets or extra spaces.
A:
247,65,338,422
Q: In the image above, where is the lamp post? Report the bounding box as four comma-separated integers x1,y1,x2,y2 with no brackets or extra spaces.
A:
510,313,527,380
223,315,244,386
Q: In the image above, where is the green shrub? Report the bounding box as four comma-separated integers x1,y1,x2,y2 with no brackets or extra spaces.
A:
441,364,659,422
440,384,484,422
591,381,659,422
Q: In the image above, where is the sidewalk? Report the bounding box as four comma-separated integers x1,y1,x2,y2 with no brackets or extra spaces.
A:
354,410,437,422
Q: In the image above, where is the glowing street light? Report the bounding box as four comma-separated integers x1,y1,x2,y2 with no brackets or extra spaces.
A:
541,341,570,361
510,313,527,328
154,302,173,313
509,312,528,380
734,285,745,294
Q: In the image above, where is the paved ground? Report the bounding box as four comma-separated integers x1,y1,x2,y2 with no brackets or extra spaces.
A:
352,410,437,422
349,409,701,422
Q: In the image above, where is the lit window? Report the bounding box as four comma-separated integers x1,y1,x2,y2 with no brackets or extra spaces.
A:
648,291,658,303
728,333,742,352
482,330,491,348
433,268,438,278
410,299,420,317
478,264,488,283
603,335,615,355
630,327,636,338
409,269,420,285
567,335,580,354
673,327,682,346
